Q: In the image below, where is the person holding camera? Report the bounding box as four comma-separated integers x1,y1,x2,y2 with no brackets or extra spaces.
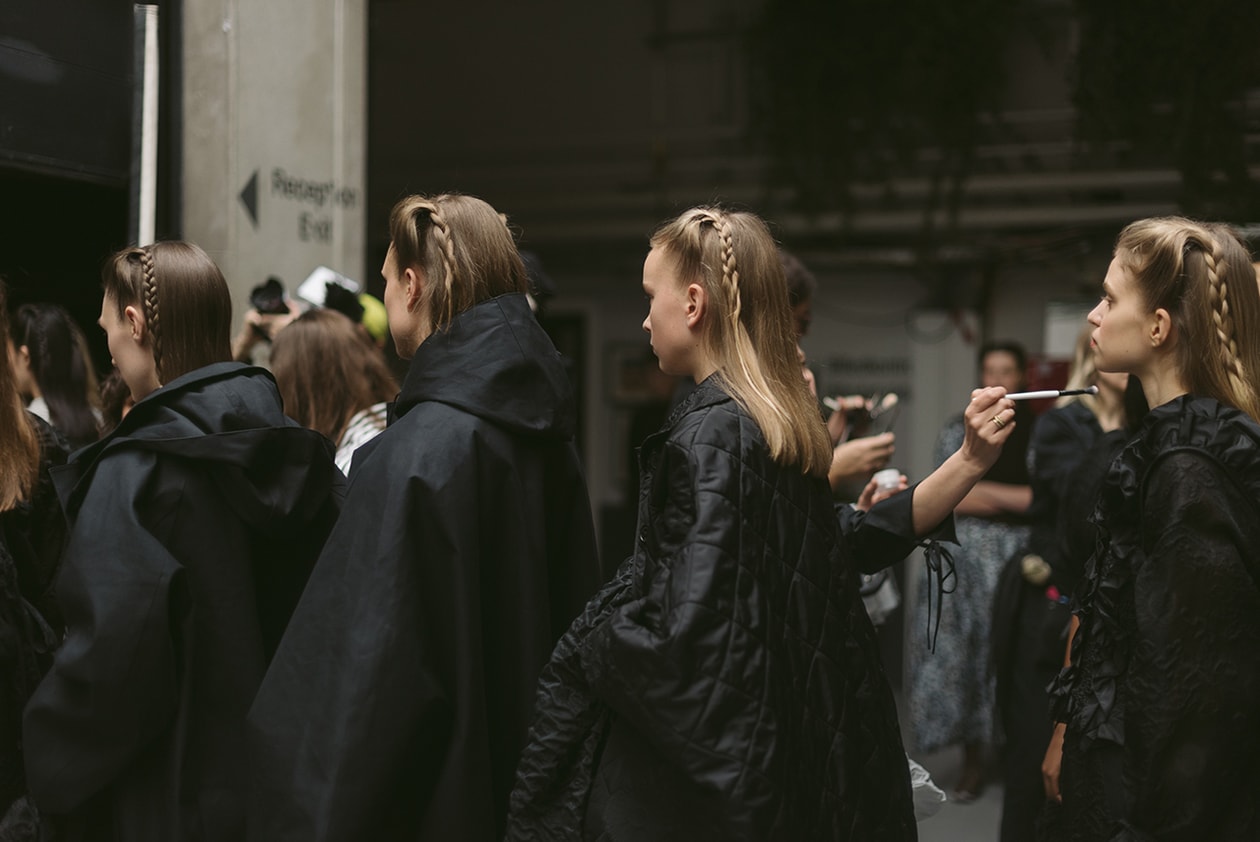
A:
231,276,301,364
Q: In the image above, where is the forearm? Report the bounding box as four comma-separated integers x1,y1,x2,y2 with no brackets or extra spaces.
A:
910,449,991,536
954,481,1032,517
1064,614,1079,669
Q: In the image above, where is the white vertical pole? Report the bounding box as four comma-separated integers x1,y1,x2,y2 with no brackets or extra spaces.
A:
136,4,160,246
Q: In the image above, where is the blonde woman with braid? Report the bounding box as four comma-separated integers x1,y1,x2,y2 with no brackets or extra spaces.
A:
1042,218,1260,841
247,194,600,842
22,242,343,842
506,206,1018,841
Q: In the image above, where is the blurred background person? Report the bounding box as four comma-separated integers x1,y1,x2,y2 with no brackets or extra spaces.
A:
990,326,1131,841
0,280,69,839
909,339,1034,802
780,250,898,496
10,303,102,449
231,275,302,365
96,368,135,434
269,307,397,475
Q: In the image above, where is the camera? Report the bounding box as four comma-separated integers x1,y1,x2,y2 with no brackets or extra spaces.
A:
249,277,289,315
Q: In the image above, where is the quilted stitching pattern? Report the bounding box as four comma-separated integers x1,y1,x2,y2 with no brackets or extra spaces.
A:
580,383,915,840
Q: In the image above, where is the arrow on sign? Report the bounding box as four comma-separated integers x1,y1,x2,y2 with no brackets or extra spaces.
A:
239,169,259,228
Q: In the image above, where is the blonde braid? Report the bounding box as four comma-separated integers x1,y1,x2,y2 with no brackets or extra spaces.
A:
140,246,162,379
713,214,744,326
420,203,458,325
1199,234,1249,395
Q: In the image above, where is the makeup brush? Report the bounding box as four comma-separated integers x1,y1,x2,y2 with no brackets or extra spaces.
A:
1004,386,1098,401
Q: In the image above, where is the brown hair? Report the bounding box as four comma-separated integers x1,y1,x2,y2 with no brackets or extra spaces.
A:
650,206,832,475
103,241,232,383
387,193,529,335
1114,217,1260,420
14,302,103,445
0,281,40,510
270,308,398,444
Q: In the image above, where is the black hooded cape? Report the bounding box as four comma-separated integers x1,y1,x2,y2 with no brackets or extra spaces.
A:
22,363,343,842
247,294,600,842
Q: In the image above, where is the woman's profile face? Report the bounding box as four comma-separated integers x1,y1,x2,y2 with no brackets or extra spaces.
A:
641,247,696,379
98,293,159,402
381,244,431,360
1087,257,1155,377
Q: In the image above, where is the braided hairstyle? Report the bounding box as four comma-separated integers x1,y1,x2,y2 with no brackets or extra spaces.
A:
1114,217,1260,421
649,206,832,475
387,194,529,340
103,241,232,387
139,247,162,379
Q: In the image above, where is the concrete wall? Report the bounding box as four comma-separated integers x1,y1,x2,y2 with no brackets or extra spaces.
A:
182,0,367,322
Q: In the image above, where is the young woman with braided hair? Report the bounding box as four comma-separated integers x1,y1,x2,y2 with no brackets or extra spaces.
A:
1042,217,1260,841
247,194,600,842
22,242,343,842
506,206,1018,841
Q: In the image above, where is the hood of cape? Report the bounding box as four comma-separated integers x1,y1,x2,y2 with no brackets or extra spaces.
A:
393,293,575,440
53,361,341,536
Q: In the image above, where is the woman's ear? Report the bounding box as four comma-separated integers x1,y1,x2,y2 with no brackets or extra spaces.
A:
1151,307,1174,348
123,304,147,343
403,265,426,313
684,282,708,329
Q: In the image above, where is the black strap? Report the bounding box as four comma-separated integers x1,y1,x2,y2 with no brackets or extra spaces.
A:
921,540,957,653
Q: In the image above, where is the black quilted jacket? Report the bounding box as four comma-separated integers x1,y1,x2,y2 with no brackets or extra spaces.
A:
507,378,919,841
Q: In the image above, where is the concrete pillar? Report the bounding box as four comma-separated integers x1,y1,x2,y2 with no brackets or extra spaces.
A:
181,0,367,324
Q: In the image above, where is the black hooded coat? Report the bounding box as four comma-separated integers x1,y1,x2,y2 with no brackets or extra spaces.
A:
22,363,343,842
246,293,600,842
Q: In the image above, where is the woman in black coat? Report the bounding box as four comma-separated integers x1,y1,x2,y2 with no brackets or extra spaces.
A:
247,194,600,842
22,242,342,842
507,205,1020,841
1044,217,1260,840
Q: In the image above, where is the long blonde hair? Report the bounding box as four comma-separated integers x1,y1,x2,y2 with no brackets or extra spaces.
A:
1114,217,1260,421
650,207,831,476
1057,324,1102,410
388,193,529,335
0,281,40,511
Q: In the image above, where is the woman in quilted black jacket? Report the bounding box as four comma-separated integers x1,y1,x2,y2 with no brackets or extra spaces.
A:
507,206,1021,841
